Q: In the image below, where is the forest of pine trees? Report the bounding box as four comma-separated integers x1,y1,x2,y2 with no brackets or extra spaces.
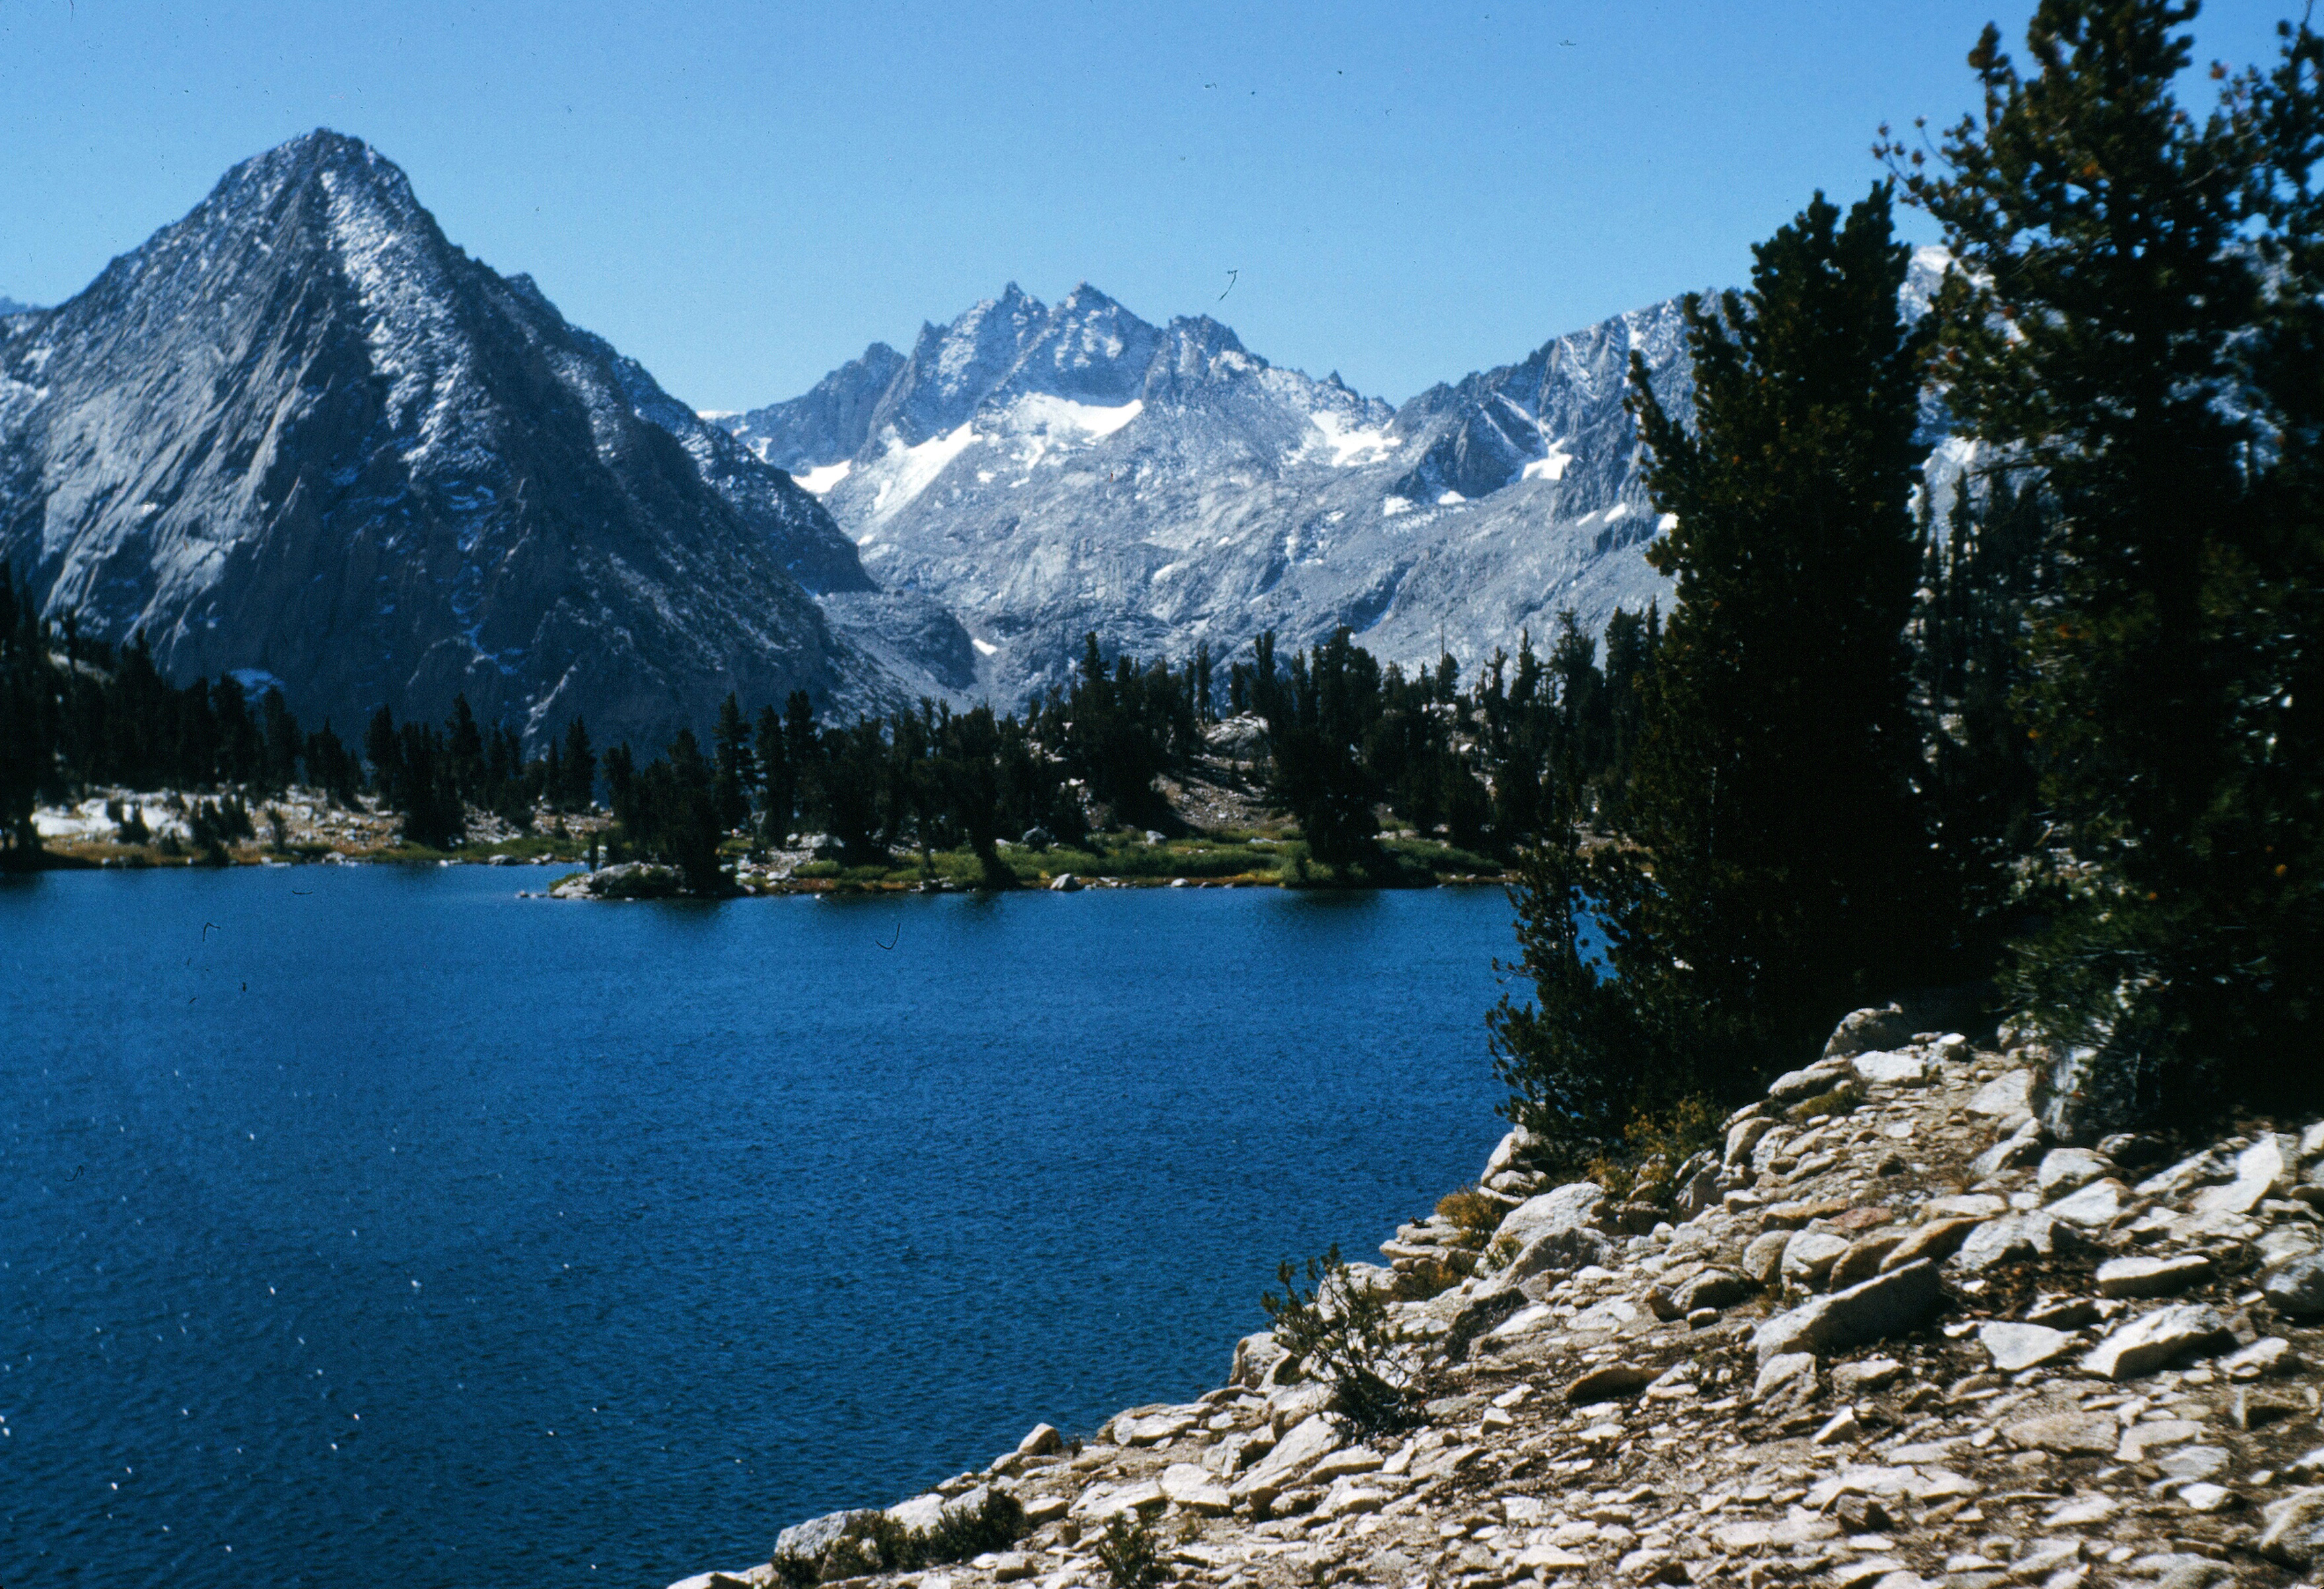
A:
582,618,1656,894
2,554,1655,886
1491,0,2324,1171
0,565,598,863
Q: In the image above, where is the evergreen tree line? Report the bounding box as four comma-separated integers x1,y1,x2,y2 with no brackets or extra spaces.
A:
3,551,1672,880
1492,0,2324,1176
0,565,604,861
2,569,358,858
597,639,1220,894
1232,611,1664,873
589,610,1683,893
359,703,597,851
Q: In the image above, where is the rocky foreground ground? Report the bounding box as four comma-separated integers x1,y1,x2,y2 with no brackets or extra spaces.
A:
681,1016,2324,1589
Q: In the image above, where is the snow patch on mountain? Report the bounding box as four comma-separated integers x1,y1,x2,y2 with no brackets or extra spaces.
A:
860,422,979,528
1522,442,1573,482
1304,410,1399,468
1009,394,1143,440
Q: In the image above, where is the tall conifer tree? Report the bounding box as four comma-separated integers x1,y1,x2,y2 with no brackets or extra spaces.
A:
1892,0,2324,1123
1491,186,1937,1168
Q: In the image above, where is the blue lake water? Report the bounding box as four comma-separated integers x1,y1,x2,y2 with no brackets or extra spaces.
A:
1,870,1518,1589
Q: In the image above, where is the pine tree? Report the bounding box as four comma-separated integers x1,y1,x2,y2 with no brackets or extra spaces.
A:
258,690,301,795
820,718,889,864
936,703,1017,888
363,708,400,797
1597,603,1660,829
1491,186,1938,1170
561,717,596,810
304,721,361,806
1249,627,1383,871
660,728,725,892
1916,474,2050,938
755,703,793,845
603,743,639,847
0,567,57,861
1890,0,2324,1124
782,690,819,831
445,695,485,801
711,692,754,833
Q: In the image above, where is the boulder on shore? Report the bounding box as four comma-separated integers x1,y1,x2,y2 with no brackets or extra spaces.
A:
550,861,684,900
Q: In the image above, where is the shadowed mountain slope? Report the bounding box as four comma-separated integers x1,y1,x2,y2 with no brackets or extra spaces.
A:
0,130,883,752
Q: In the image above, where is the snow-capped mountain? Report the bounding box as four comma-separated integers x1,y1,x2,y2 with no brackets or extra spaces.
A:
722,284,1699,704
0,130,885,753
0,297,36,318
728,244,1957,706
3,130,1957,750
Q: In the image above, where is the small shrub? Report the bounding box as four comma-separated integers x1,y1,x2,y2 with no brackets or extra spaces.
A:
1586,1095,1725,1204
1434,1186,1502,1238
1094,1512,1164,1589
774,1490,1028,1586
1261,1244,1428,1434
919,1489,1026,1564
1784,1082,1862,1123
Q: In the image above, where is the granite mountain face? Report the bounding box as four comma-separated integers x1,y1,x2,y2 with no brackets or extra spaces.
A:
5,129,1954,748
720,282,1706,706
0,130,884,754
726,249,1955,709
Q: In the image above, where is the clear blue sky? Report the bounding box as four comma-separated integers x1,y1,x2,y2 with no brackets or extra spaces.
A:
0,1,2295,409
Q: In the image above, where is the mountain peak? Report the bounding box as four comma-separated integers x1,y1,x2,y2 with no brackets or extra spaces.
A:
2,129,873,753
988,287,1158,409
210,127,408,209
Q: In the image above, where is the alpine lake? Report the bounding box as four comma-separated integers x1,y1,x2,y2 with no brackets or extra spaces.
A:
2,867,1519,1589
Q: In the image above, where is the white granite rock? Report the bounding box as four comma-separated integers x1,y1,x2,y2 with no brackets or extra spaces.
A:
1968,1069,2037,1117
1780,1230,1852,1289
2096,1253,2214,1298
1853,1050,1932,1086
2037,1148,2114,1198
2045,1178,2129,1227
2082,1304,2236,1380
1751,1260,1942,1364
1979,1320,2076,1372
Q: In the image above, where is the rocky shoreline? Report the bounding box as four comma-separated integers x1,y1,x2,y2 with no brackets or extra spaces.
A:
23,789,1506,892
545,860,1508,900
672,1012,2324,1589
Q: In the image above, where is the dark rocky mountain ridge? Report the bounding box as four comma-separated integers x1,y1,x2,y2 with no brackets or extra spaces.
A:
0,130,886,753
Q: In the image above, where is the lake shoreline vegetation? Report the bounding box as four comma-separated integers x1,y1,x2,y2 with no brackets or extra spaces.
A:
1486,0,2324,1185
1,575,1648,892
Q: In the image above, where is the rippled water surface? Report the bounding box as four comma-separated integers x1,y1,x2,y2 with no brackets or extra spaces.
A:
1,869,1518,1589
